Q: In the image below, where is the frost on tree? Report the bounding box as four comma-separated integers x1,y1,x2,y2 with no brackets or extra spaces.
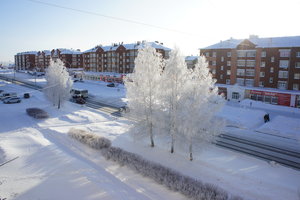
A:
44,58,73,109
159,47,188,153
125,44,164,147
180,56,225,160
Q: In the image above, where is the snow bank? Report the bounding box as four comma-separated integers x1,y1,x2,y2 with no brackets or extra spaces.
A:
68,128,111,149
69,129,242,200
256,115,300,140
218,106,266,129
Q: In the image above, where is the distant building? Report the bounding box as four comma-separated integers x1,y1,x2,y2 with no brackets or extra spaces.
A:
14,41,171,74
200,35,300,107
185,56,199,69
83,41,171,73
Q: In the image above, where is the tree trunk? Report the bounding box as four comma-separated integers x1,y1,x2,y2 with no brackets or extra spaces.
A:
171,133,174,153
189,142,193,161
150,122,154,147
58,96,61,109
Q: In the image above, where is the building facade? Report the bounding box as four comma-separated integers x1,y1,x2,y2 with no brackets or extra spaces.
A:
200,35,300,107
83,41,170,73
15,41,170,74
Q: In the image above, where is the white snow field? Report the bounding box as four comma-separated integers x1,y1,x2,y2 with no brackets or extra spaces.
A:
0,73,300,200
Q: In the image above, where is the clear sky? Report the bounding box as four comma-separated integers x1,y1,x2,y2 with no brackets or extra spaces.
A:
1,0,300,63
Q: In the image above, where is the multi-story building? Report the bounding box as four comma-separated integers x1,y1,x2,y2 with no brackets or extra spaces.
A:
185,56,199,69
200,35,300,107
15,51,37,71
83,41,171,73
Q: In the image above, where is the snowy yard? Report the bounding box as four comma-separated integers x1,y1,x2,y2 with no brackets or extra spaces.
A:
0,72,300,200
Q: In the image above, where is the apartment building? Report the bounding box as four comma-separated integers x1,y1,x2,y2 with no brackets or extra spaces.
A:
83,41,171,73
15,51,37,71
200,35,300,107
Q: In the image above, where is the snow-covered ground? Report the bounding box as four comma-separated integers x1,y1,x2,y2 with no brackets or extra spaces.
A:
1,71,300,200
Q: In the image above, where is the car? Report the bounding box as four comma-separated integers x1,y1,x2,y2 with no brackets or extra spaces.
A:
0,92,17,100
24,93,30,98
3,97,21,104
71,97,86,104
0,90,4,94
119,105,130,113
107,83,116,87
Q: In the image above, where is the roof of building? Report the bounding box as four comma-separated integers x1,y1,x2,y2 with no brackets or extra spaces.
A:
202,36,300,49
83,41,171,53
17,51,38,55
58,48,82,55
185,56,199,61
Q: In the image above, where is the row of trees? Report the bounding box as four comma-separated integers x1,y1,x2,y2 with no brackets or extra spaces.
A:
125,45,225,160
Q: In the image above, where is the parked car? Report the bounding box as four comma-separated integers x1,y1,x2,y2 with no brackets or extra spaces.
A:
0,92,17,100
0,90,4,94
119,105,130,113
70,89,88,99
107,83,116,87
24,93,30,98
3,97,21,104
71,97,86,104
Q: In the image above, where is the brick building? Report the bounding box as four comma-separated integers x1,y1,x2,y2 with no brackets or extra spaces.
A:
200,35,300,107
83,41,170,73
15,51,38,71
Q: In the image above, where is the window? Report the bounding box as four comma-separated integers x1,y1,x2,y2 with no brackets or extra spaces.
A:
221,66,224,70
227,61,231,66
212,61,216,66
269,77,273,83
226,79,230,84
260,72,265,77
260,61,265,67
296,52,300,57
293,84,299,90
271,96,278,104
279,60,289,68
237,69,245,76
236,78,244,86
245,79,254,86
259,81,264,87
237,50,256,57
278,71,289,79
220,74,223,79
270,67,274,73
295,62,300,68
232,92,240,99
212,69,216,74
205,52,209,57
277,81,287,89
221,57,224,62
212,52,216,57
227,52,231,57
227,70,231,75
279,49,290,57
237,60,246,67
271,56,275,62
246,69,255,76
261,51,266,57
294,73,300,79
246,60,256,67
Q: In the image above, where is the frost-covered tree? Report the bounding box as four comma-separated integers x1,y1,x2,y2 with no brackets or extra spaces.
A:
44,58,73,109
159,47,188,153
125,44,164,147
180,56,225,160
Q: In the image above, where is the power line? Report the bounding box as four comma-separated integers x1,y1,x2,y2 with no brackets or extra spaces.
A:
26,0,197,36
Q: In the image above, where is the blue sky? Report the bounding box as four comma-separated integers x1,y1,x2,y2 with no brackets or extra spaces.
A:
1,0,300,63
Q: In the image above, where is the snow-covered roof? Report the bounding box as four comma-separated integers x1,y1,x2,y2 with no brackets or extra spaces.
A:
17,51,38,55
202,36,300,49
83,41,171,53
58,48,82,55
185,56,199,61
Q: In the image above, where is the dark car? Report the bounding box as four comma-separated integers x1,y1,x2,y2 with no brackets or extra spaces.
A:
24,93,30,98
71,97,86,105
107,83,116,87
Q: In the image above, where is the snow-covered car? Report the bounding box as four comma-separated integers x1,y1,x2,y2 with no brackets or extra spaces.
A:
0,92,17,100
3,97,21,104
